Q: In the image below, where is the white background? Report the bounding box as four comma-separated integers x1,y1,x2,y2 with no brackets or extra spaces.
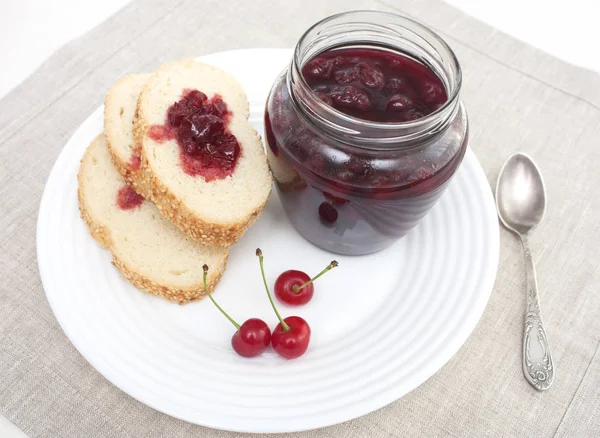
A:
1,0,599,436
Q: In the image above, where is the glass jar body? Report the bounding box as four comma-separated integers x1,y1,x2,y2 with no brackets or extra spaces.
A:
264,12,468,255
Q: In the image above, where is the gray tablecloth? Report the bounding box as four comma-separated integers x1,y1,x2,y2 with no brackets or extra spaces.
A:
1,0,599,436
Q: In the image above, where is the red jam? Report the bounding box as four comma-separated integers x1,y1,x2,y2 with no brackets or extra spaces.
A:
265,45,467,255
148,89,240,181
117,185,144,210
267,47,454,198
128,154,141,171
302,48,447,122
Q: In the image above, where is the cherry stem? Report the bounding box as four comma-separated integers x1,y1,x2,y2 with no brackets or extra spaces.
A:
256,248,290,332
202,265,240,330
292,260,339,293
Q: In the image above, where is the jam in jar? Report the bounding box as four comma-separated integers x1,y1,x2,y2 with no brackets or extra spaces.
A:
265,11,468,255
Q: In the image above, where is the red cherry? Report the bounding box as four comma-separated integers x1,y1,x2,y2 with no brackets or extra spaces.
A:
329,86,372,111
419,80,446,105
356,62,385,89
384,76,407,92
272,316,311,359
275,270,313,305
231,318,272,358
303,57,334,79
403,108,426,121
334,67,359,85
319,202,338,224
386,93,414,112
202,265,270,358
274,261,339,306
256,248,311,359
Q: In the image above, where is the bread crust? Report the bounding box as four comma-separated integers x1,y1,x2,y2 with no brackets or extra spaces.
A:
78,134,228,304
110,253,228,305
132,60,272,247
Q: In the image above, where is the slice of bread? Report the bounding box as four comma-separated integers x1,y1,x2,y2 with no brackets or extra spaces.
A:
104,73,151,189
133,60,272,247
78,134,229,304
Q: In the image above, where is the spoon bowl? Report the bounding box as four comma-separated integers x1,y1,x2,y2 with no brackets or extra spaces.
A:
496,153,546,235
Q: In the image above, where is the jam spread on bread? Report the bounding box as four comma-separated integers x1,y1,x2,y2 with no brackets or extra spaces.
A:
148,89,240,181
117,185,144,210
128,154,141,171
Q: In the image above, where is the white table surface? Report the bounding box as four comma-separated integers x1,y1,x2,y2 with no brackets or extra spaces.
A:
1,0,599,436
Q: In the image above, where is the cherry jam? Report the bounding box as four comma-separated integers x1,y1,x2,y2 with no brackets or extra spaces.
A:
117,185,144,210
302,48,447,122
148,89,240,182
265,12,467,255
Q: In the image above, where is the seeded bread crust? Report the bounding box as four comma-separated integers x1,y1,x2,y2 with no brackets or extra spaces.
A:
109,255,227,304
78,134,229,304
133,59,272,247
134,149,269,246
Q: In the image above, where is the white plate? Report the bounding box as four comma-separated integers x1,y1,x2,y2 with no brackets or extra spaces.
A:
37,49,499,433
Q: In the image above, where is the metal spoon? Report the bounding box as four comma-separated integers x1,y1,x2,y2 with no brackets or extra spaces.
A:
496,153,554,391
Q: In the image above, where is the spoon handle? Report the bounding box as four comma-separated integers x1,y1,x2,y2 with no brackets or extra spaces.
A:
520,235,554,390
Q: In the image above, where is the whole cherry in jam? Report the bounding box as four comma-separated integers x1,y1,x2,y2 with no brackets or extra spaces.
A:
318,202,339,225
117,185,144,210
148,89,240,181
319,191,347,225
202,264,271,358
302,47,448,122
256,248,311,359
275,260,338,306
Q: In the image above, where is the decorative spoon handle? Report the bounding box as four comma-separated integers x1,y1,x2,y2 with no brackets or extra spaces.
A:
520,235,554,391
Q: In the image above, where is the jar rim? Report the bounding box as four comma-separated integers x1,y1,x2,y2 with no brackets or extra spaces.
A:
290,10,463,145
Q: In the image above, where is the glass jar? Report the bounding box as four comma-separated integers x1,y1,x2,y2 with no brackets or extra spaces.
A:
264,11,468,255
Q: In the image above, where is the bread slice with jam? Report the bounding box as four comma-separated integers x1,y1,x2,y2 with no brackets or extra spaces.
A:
78,134,229,304
133,60,272,247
